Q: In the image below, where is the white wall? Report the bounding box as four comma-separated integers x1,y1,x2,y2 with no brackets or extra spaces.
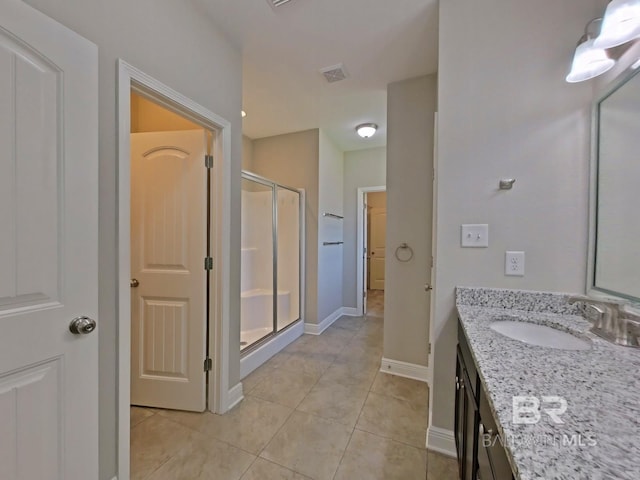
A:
21,2,243,478
342,147,386,308
431,0,604,438
385,75,437,367
318,130,345,321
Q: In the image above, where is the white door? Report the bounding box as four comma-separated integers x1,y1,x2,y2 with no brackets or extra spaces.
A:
0,2,99,479
369,207,386,290
130,130,208,412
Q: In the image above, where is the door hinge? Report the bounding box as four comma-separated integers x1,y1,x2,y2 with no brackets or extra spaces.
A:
204,357,212,372
205,154,214,169
204,257,213,270
428,343,432,355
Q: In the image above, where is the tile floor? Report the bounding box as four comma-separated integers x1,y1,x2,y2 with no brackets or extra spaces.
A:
130,298,458,479
366,289,384,318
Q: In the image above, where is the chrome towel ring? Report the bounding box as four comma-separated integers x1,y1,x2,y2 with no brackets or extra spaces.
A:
395,243,414,262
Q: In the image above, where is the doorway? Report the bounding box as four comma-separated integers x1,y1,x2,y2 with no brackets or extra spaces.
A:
117,61,234,480
366,191,387,317
129,93,210,412
356,186,387,316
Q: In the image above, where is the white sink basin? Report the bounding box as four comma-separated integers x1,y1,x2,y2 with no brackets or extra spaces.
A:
490,320,591,351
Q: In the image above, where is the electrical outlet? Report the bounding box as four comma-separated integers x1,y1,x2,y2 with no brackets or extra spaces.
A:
505,251,525,276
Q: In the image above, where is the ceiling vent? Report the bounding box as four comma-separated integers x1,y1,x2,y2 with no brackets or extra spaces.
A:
320,63,349,83
267,0,295,8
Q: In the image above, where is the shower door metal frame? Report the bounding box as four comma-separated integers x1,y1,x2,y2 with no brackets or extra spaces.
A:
241,171,305,353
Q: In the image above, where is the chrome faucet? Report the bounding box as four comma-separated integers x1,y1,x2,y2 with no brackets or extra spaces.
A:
567,295,640,348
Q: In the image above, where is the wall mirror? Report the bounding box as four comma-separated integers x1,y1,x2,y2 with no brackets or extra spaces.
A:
589,66,640,303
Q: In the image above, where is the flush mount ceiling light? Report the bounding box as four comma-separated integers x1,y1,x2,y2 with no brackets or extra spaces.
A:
356,123,378,138
266,0,295,8
594,0,640,49
566,18,616,83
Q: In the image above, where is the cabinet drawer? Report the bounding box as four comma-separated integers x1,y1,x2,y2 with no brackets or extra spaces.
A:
479,387,513,480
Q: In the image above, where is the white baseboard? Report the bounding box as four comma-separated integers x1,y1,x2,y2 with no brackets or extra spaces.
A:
342,307,360,316
226,382,244,411
240,320,304,379
305,307,343,335
427,426,456,457
380,357,429,383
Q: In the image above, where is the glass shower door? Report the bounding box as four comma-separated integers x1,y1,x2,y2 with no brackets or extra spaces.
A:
240,177,274,350
276,186,301,332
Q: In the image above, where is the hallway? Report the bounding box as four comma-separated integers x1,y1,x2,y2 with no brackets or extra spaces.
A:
130,312,457,479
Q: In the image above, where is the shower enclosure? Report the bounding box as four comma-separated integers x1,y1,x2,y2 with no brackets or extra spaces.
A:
241,171,303,352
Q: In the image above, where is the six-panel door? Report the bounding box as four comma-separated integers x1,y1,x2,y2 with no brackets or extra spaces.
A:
0,1,99,478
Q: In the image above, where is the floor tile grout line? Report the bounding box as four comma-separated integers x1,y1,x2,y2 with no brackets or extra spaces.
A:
255,398,297,459
255,315,375,479
352,424,428,450
330,423,357,480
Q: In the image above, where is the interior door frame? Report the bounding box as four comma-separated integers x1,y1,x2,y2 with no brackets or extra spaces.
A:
356,186,386,316
116,60,233,479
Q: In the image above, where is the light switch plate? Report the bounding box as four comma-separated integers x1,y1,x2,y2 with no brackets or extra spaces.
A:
461,224,489,247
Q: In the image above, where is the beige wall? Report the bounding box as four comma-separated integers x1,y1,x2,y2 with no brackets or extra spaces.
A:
342,147,387,308
242,135,254,171
252,129,320,323
131,93,200,132
431,0,604,437
22,2,243,478
317,131,344,321
385,75,437,367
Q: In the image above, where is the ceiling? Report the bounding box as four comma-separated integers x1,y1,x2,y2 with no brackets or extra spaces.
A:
193,0,439,151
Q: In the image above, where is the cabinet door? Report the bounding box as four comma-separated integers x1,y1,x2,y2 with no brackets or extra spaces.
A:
454,351,466,477
476,423,494,480
463,371,478,480
479,388,514,480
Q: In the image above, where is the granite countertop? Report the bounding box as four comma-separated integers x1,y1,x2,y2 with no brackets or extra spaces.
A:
456,287,640,480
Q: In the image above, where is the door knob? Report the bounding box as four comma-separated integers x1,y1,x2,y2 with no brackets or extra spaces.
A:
69,316,97,335
130,278,139,288
425,284,433,291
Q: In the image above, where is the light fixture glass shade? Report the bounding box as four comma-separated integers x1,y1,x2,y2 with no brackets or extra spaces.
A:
594,0,640,49
356,123,377,138
566,38,615,83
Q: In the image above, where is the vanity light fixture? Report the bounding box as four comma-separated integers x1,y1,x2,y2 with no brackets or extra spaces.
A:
566,18,616,83
594,0,640,49
356,123,378,138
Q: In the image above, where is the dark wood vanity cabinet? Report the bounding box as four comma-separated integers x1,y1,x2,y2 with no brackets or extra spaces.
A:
455,344,478,480
455,320,514,480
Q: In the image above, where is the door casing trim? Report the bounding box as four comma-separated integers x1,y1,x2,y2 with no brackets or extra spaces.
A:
116,59,233,480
